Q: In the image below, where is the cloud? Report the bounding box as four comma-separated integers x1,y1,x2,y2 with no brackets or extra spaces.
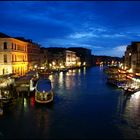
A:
89,27,107,32
0,1,138,57
102,34,126,38
112,45,127,57
93,46,103,49
113,45,127,52
40,38,94,49
69,31,126,39
94,45,127,57
69,32,99,39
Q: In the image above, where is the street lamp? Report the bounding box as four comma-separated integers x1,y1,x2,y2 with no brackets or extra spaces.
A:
52,61,56,66
83,62,86,66
34,65,37,69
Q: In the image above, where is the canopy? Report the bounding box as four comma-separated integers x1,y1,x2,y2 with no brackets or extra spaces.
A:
36,79,52,92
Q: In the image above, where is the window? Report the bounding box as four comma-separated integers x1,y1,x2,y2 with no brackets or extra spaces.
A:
4,54,7,63
24,46,26,52
12,68,14,74
3,69,5,74
11,43,13,49
12,55,14,62
15,44,16,50
3,42,7,49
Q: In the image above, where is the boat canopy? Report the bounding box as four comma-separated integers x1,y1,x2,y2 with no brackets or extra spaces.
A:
36,79,52,92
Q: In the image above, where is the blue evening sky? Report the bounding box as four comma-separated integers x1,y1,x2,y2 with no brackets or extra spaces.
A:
0,1,140,57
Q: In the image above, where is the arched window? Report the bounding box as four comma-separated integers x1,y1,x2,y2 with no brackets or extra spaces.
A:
3,42,7,49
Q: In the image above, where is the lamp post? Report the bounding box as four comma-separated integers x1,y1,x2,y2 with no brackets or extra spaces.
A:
129,52,132,70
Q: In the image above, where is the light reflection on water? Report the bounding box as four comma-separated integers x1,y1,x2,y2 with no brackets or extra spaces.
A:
117,92,140,139
83,67,86,75
1,67,140,139
48,68,83,91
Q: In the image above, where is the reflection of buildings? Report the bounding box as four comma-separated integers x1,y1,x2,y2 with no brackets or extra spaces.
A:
14,97,51,138
117,94,130,116
117,93,140,138
124,42,140,73
58,72,64,87
0,33,28,75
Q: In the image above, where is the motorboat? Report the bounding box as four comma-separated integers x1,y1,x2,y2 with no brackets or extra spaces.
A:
35,78,53,103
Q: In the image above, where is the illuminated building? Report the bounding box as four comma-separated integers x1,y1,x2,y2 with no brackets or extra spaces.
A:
41,47,79,69
15,37,41,70
76,56,81,67
0,33,28,76
40,47,65,69
124,45,132,70
92,55,122,66
68,47,92,66
65,50,77,67
124,42,140,73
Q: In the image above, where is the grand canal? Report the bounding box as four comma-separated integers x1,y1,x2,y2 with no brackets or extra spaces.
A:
0,66,140,139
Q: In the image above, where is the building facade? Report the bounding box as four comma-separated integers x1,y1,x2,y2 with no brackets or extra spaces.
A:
0,33,28,76
16,37,41,70
65,50,77,67
124,42,140,73
41,47,78,69
92,55,122,66
68,47,92,67
44,47,66,69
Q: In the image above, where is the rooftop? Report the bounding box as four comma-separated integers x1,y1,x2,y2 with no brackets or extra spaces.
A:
0,32,11,38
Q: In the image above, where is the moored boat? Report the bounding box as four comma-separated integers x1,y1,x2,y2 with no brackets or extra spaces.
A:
35,78,53,104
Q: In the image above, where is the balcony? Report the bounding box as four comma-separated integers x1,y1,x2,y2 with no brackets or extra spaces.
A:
12,61,28,65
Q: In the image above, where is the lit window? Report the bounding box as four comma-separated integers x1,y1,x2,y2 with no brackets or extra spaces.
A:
4,54,7,63
12,55,14,62
11,43,13,49
15,44,16,50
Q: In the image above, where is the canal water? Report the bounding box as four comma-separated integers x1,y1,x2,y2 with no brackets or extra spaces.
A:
0,66,140,139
